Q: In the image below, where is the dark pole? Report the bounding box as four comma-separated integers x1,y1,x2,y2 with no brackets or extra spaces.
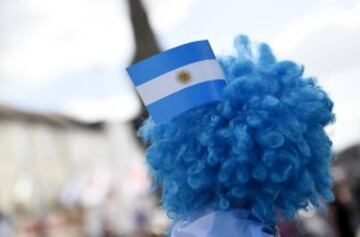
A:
127,0,161,131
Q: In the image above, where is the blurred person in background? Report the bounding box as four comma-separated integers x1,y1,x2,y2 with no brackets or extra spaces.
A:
0,210,12,237
329,176,356,237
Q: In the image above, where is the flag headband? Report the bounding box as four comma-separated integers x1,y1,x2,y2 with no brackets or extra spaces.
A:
126,40,226,123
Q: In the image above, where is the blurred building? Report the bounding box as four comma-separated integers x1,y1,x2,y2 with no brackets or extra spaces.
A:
0,104,166,237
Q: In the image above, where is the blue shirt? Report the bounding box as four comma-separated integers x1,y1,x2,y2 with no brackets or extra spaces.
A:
170,209,278,237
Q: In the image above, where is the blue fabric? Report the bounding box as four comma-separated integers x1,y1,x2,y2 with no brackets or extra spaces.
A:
147,80,226,123
127,40,215,86
171,209,276,237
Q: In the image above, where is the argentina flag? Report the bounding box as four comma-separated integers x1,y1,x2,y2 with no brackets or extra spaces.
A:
126,40,226,123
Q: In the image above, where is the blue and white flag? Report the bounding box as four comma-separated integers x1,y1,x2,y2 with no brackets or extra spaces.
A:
126,40,226,123
171,209,278,237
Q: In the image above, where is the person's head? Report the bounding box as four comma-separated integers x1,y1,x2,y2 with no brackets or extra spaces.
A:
140,35,335,224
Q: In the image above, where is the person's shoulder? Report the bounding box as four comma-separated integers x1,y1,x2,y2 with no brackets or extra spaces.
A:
171,209,278,237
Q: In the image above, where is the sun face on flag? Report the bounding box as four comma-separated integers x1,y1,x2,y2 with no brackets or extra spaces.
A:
176,70,192,84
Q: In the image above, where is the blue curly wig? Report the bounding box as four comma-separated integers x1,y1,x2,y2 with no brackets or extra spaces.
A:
139,35,335,225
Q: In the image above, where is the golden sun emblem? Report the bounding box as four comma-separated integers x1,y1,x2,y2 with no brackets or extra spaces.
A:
176,70,192,84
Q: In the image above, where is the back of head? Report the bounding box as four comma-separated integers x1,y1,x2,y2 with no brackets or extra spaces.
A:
139,35,335,225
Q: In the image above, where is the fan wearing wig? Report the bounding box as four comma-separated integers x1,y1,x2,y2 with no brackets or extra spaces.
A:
127,35,335,237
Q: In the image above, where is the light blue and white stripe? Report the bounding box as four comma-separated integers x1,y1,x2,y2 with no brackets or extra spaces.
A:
171,209,277,237
127,40,226,123
136,59,224,105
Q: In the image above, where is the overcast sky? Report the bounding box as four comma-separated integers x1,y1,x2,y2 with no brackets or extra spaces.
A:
0,0,359,151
